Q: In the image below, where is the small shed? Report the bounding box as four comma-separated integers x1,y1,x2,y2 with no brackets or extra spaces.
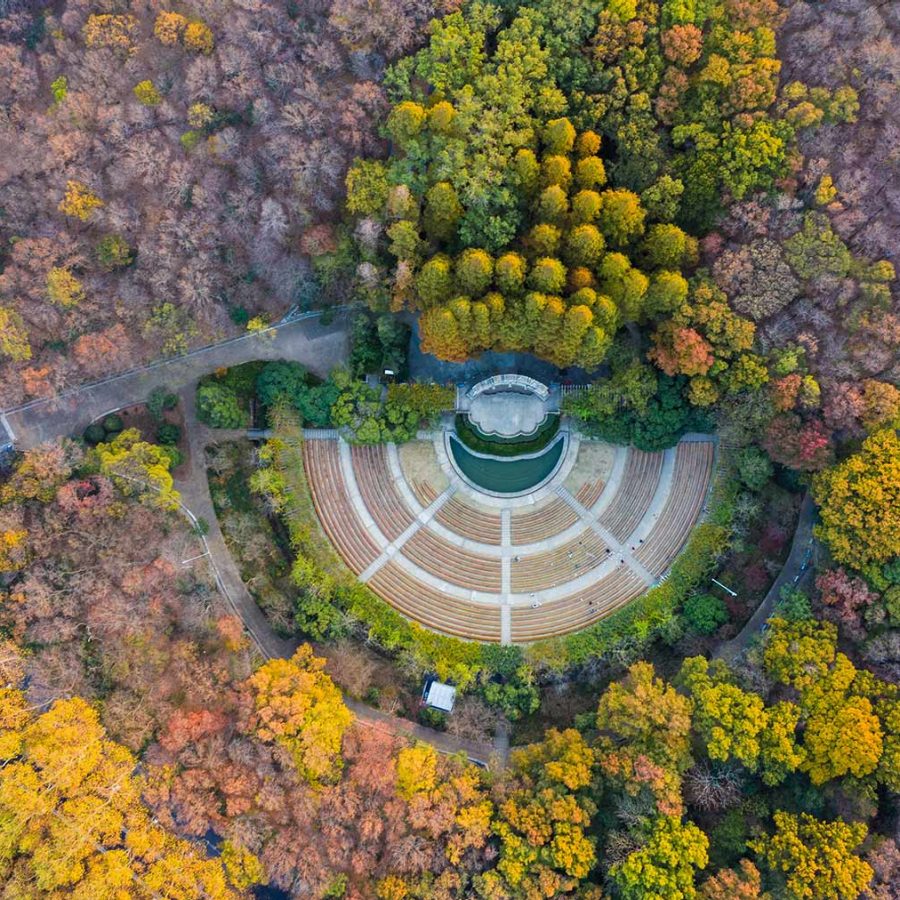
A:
422,678,456,713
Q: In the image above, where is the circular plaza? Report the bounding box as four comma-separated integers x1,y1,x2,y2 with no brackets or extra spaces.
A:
302,377,716,644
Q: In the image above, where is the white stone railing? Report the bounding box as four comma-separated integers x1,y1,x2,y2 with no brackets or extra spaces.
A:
467,374,549,401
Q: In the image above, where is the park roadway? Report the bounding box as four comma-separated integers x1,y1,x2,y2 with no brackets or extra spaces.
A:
1,312,505,766
2,312,348,449
1,310,812,763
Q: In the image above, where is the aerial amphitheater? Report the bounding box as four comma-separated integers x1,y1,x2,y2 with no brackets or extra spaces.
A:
303,375,716,644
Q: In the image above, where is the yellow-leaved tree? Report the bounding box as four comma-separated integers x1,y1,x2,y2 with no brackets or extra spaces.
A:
0,522,28,574
812,428,900,573
0,306,31,362
476,728,597,897
58,180,104,221
750,812,872,900
87,428,181,511
248,644,353,785
0,692,237,898
398,747,494,866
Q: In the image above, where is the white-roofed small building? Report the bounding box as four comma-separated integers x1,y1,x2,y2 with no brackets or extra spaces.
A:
422,678,456,713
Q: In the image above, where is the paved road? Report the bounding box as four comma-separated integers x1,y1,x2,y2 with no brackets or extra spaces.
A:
180,393,498,763
2,313,349,449
716,492,818,663
176,390,499,765
1,310,501,765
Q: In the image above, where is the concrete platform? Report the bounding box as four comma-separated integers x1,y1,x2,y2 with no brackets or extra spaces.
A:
468,390,551,437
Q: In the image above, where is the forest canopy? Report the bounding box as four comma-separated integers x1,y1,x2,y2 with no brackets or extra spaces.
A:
1,0,899,898
345,0,854,374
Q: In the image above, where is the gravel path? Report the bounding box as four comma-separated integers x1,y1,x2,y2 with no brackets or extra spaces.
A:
2,310,502,765
177,391,500,764
177,393,500,764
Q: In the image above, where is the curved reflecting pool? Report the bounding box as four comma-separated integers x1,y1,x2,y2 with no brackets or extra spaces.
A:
448,433,565,495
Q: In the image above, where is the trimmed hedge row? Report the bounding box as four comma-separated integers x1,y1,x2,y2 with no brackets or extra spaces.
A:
454,414,561,456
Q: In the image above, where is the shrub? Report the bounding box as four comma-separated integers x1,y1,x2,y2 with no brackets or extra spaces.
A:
163,446,184,468
229,306,250,326
528,257,567,294
46,268,85,308
683,593,729,634
82,13,137,55
153,11,187,45
83,423,106,445
455,248,494,296
180,130,202,152
58,181,103,221
187,102,214,128
196,383,245,428
102,414,123,434
295,592,346,641
184,21,214,54
156,423,181,445
418,707,447,730
290,383,336,427
95,234,134,270
776,586,813,621
147,386,178,421
346,160,390,217
50,75,67,105
256,361,309,408
481,667,540,720
133,80,162,106
455,414,560,457
736,446,773,492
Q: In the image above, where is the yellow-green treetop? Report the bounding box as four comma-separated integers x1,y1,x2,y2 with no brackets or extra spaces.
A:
813,428,900,572
0,693,237,898
248,644,353,785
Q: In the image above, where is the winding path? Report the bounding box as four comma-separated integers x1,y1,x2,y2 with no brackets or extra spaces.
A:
715,492,819,663
5,310,817,759
2,312,349,449
1,311,502,765
178,387,499,764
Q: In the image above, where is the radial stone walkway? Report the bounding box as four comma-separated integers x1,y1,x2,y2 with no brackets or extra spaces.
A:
302,433,717,644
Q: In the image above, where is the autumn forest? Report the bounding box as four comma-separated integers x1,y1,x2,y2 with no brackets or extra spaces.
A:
1,0,899,898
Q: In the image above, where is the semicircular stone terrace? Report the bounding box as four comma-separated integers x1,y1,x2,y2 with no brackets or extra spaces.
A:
302,431,716,645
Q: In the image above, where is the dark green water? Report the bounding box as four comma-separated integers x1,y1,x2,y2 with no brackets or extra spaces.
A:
448,434,565,494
